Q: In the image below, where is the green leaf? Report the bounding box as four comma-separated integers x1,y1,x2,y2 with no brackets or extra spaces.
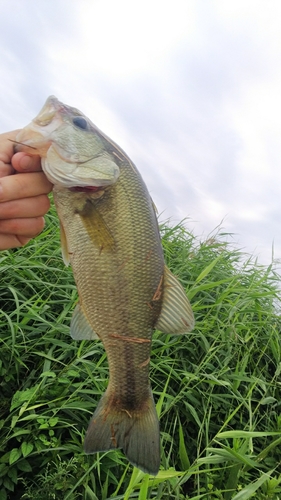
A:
67,369,80,377
21,442,34,458
9,449,21,465
217,431,281,439
11,416,19,429
16,460,32,472
39,371,56,378
260,397,277,405
0,464,7,475
7,467,17,484
10,385,40,412
138,473,150,500
232,468,275,500
0,488,7,500
179,421,190,470
49,417,59,427
0,453,10,465
3,476,14,492
195,256,220,284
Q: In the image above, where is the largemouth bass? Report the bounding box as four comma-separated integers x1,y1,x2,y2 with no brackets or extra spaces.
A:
16,96,194,475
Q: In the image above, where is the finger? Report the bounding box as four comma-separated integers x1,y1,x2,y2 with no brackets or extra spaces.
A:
0,129,20,159
0,151,12,165
0,233,33,250
0,216,45,237
0,194,50,219
12,152,42,172
0,130,20,177
0,130,20,142
0,172,52,202
0,161,14,178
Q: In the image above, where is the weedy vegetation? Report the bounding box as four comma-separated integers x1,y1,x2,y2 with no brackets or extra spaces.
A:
0,203,281,499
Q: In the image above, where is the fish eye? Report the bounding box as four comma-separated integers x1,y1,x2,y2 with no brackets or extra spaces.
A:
72,117,88,130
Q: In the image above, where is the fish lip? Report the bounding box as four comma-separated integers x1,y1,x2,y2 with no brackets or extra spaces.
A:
68,186,105,193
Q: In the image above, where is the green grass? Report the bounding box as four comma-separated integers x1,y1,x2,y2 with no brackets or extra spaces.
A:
1,204,281,499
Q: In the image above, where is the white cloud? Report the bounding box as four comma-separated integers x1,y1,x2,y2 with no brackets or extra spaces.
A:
50,0,197,79
1,0,281,263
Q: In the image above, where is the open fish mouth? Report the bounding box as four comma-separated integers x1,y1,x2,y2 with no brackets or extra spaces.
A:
69,185,105,193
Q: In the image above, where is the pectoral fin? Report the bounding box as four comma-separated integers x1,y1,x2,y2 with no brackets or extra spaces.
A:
151,196,158,215
59,220,70,266
77,200,115,250
155,265,194,334
70,303,99,340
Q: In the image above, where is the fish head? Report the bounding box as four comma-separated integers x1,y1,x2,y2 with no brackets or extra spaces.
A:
16,96,120,189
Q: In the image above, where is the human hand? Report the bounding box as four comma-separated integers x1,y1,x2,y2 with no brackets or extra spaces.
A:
0,130,53,250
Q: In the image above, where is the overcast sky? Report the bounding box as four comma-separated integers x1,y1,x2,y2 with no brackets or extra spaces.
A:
1,0,281,264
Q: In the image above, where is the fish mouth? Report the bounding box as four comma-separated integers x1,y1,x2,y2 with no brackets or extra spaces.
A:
69,186,105,193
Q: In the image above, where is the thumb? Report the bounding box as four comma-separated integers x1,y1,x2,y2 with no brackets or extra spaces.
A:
12,152,42,172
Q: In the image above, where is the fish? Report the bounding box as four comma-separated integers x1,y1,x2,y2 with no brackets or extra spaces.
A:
16,96,194,475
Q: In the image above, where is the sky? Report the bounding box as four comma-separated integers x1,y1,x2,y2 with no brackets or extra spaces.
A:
1,0,281,265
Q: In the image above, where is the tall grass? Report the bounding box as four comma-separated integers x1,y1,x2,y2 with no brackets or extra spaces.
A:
0,204,281,499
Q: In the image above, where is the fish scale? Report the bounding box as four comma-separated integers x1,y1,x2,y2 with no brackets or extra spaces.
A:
16,96,194,475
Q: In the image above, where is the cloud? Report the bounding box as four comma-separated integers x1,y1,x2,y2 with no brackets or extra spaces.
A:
0,0,281,264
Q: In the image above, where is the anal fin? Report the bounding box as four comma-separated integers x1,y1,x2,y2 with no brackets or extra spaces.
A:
155,265,194,334
70,303,99,340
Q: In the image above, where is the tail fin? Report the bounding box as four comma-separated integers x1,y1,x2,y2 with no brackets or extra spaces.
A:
84,388,160,475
